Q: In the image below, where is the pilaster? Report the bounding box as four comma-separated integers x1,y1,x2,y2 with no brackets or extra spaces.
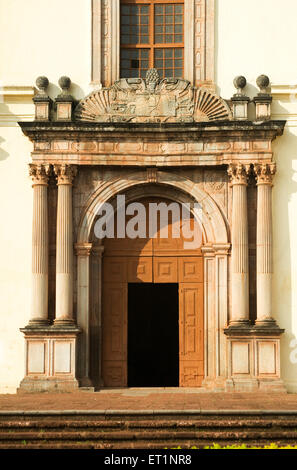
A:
227,163,251,326
28,163,51,325
54,164,77,326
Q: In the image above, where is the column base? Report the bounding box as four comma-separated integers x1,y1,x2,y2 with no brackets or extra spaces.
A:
202,377,227,392
53,319,76,328
28,319,50,327
20,325,81,393
228,320,251,328
224,324,285,392
225,378,287,393
18,377,79,393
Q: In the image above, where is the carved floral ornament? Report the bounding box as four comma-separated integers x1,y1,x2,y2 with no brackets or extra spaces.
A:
254,163,276,185
227,162,276,185
227,163,252,185
29,163,51,185
75,69,232,124
53,164,78,185
29,164,78,186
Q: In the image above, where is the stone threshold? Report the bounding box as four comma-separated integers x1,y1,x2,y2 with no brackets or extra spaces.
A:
1,410,297,416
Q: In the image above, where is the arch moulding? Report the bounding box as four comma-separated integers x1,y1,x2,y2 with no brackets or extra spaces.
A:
76,169,230,390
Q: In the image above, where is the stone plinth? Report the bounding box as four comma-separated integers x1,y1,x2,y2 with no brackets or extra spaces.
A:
18,326,80,393
224,325,286,392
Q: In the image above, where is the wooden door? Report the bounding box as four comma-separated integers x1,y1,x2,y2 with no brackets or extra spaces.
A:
101,197,204,388
179,282,204,386
102,282,127,387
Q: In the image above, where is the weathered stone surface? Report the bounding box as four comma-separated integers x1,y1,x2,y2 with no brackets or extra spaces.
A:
75,71,232,123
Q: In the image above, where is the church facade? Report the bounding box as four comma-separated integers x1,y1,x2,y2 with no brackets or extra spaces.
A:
0,0,297,393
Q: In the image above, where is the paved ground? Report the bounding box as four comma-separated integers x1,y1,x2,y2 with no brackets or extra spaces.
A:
1,389,297,411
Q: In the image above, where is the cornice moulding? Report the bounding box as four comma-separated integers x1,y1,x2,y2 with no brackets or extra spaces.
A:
271,84,297,98
0,86,35,98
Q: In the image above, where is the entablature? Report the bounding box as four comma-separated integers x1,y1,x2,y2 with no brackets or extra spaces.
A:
19,120,286,167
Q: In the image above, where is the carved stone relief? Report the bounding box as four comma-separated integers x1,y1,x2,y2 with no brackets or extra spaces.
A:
76,69,232,123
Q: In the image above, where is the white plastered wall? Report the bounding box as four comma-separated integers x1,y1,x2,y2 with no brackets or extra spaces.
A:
0,0,297,392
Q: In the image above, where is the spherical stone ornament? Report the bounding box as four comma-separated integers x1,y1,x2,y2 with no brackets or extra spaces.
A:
58,76,71,91
256,75,270,92
233,75,247,91
36,76,49,91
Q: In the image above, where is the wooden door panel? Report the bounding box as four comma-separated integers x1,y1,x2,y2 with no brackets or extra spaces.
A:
103,257,127,283
127,257,153,283
180,361,204,387
179,283,204,387
103,361,127,388
178,257,203,283
102,283,127,386
153,257,178,283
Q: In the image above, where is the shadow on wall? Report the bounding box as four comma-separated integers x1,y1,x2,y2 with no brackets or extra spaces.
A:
272,101,297,389
0,135,9,161
47,80,87,103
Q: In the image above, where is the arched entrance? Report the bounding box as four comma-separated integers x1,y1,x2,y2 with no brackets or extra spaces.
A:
76,171,230,391
102,197,204,387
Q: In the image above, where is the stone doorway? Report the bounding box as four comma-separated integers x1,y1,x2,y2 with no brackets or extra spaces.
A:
101,197,204,388
128,283,179,387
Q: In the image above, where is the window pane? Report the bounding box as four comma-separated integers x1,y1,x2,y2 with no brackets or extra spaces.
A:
120,48,150,78
165,15,173,24
165,4,173,14
141,5,149,14
165,35,173,43
141,35,149,44
155,5,163,14
154,3,184,44
174,48,182,58
154,47,183,79
121,3,150,45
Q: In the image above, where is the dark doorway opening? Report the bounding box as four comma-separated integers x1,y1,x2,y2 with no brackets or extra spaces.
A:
128,283,179,387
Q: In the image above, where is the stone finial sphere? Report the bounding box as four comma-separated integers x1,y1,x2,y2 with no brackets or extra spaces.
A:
58,76,71,90
233,76,247,91
36,76,49,91
256,75,270,90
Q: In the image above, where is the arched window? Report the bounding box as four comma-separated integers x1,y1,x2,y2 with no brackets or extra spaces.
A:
120,0,184,79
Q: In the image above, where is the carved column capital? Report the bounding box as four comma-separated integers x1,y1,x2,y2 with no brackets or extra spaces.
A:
92,245,105,257
75,243,93,257
227,163,251,185
254,163,276,185
29,163,51,186
54,164,77,185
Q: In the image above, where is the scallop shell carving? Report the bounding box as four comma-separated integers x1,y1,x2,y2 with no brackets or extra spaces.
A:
75,73,232,123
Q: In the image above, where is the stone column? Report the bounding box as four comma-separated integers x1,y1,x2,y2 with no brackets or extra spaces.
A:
254,163,276,324
92,246,105,387
29,163,51,325
54,164,77,326
76,242,93,387
228,163,251,325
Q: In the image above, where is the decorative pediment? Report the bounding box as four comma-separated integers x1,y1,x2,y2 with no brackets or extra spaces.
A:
75,69,232,124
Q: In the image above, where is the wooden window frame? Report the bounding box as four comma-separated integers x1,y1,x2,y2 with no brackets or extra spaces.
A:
92,0,215,88
120,0,184,78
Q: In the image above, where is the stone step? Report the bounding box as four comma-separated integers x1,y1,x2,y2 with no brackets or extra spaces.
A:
1,419,297,430
1,429,297,441
0,412,297,448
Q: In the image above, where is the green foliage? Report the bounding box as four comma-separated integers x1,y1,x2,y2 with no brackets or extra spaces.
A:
169,443,297,450
204,443,297,449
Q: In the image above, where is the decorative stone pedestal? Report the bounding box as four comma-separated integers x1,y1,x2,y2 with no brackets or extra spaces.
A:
18,326,80,393
224,325,286,392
